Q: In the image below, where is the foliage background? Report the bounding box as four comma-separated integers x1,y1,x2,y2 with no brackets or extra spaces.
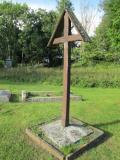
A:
0,0,120,88
0,0,119,66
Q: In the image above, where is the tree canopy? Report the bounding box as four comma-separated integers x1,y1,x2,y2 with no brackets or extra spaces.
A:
0,0,119,67
56,0,74,15
80,0,120,64
0,1,57,65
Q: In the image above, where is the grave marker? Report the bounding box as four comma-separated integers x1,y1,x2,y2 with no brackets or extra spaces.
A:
26,9,104,160
48,9,90,127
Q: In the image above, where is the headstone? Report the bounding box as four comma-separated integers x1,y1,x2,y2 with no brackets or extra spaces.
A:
0,90,11,102
21,90,27,102
4,57,12,68
27,95,81,103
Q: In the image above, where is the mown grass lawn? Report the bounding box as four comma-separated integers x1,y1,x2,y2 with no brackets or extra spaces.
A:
0,83,120,160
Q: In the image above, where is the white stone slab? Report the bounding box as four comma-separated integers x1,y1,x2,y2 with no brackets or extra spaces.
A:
41,120,93,147
0,90,11,102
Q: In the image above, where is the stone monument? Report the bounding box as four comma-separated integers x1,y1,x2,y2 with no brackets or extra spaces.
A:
26,9,104,160
4,57,12,68
42,8,92,146
0,90,11,102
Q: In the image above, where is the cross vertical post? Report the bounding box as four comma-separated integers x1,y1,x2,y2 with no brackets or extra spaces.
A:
47,9,90,128
62,12,71,127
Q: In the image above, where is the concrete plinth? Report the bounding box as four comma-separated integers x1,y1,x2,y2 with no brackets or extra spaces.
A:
27,96,82,103
26,118,104,160
41,120,93,147
0,90,11,102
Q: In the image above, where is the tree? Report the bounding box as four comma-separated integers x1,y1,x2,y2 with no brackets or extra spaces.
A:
79,0,120,65
19,9,57,65
18,9,44,64
93,0,120,62
0,1,57,65
79,0,100,35
0,1,74,66
95,0,120,53
102,0,120,52
0,1,28,63
56,0,74,15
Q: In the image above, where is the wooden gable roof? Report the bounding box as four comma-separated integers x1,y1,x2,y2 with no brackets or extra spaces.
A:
47,9,90,47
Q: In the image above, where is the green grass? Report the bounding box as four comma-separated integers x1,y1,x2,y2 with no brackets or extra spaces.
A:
0,83,120,160
1,64,120,87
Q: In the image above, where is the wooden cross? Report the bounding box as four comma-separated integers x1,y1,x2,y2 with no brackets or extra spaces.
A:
48,9,90,127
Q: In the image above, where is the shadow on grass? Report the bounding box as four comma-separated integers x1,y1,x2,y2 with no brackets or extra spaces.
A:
1,109,15,115
94,120,120,128
70,120,119,160
70,132,112,160
0,80,27,85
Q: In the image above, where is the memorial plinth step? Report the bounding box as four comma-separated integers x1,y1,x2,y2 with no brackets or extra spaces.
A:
0,90,11,102
27,96,81,103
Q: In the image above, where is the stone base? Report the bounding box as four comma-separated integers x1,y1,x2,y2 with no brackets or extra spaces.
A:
27,96,81,103
26,118,104,160
0,90,11,102
41,120,93,147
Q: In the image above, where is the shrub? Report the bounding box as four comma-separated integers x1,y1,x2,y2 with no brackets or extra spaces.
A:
0,60,4,68
0,65,120,88
10,94,19,102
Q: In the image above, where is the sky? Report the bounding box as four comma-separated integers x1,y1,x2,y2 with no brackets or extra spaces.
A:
12,0,101,11
12,0,103,35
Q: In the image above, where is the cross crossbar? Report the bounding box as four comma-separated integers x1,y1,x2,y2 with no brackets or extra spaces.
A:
53,34,82,45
